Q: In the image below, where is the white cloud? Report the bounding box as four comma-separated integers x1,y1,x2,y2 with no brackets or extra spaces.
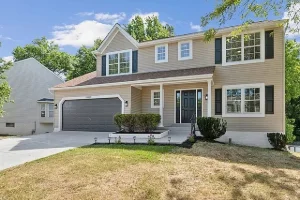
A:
76,12,94,16
0,35,13,41
95,12,126,23
50,20,112,47
190,22,202,32
129,12,159,22
283,3,300,37
2,56,13,62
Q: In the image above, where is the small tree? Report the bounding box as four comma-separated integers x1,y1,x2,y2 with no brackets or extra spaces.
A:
0,42,12,117
197,117,227,140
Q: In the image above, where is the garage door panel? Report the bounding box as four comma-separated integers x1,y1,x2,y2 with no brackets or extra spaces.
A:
62,98,122,132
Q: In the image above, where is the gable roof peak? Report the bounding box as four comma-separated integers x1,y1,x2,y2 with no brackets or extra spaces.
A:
95,23,138,55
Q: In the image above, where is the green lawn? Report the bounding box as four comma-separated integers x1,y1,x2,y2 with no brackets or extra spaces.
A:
0,142,300,200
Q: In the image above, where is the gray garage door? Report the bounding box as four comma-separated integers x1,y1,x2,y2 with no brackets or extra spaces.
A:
62,98,122,132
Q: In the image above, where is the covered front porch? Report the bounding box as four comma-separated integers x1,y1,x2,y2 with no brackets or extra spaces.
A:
130,78,213,127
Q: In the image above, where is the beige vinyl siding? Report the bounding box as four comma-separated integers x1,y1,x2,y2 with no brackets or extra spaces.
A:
54,86,131,128
142,83,208,126
131,87,142,114
102,31,137,55
212,27,284,132
138,39,214,73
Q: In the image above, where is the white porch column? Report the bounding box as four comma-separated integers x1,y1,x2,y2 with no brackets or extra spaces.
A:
207,79,212,117
159,83,164,127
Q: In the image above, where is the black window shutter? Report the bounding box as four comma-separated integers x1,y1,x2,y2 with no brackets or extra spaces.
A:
101,55,106,76
215,38,222,64
265,30,274,59
215,88,222,115
132,50,138,73
265,85,274,114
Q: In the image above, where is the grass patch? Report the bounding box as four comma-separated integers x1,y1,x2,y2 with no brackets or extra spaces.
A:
0,142,300,200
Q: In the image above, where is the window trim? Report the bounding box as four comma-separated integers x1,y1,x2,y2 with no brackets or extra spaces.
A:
222,29,265,66
106,49,133,76
41,103,54,118
178,40,193,60
151,90,164,108
222,83,265,117
155,44,168,63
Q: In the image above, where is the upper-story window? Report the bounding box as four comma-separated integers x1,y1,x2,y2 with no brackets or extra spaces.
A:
155,44,168,63
106,49,132,75
223,30,265,66
178,40,193,60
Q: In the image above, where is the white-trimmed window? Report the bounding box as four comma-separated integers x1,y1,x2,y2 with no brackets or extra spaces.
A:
222,83,265,117
155,44,168,63
222,30,265,66
106,49,132,75
41,103,54,118
178,40,192,60
151,90,160,108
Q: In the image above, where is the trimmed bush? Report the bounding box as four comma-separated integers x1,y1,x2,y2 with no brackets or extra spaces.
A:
197,117,227,140
114,113,161,133
267,133,287,150
137,114,161,132
286,118,296,144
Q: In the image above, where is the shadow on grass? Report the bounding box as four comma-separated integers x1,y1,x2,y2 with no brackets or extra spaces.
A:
217,165,299,200
85,141,300,171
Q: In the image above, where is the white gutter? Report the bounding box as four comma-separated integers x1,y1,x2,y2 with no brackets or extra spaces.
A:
50,74,213,91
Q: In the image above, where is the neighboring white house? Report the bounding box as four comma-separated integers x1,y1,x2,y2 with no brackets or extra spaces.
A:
0,58,64,135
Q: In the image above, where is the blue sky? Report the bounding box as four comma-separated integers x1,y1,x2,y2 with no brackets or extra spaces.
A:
0,0,292,61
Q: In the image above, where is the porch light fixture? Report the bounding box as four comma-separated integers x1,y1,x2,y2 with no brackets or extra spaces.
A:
94,137,97,143
125,101,128,107
54,104,58,109
205,94,208,100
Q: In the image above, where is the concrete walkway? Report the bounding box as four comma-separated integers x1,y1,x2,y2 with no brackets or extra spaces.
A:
0,131,110,171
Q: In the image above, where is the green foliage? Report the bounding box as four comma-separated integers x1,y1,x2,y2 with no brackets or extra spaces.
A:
137,114,161,133
201,0,298,41
114,114,161,133
12,37,73,76
125,15,174,42
285,40,300,102
116,136,122,144
67,39,102,80
285,118,296,144
197,117,227,140
188,134,196,143
147,134,155,145
267,133,287,150
0,42,12,117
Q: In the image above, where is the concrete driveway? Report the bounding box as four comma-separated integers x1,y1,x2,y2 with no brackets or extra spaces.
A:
0,131,110,171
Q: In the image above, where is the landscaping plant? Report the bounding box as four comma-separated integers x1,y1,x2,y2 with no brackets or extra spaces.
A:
114,114,160,133
147,134,155,145
197,117,227,140
267,133,287,150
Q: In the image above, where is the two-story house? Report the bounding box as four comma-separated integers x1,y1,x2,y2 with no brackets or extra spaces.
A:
51,20,285,147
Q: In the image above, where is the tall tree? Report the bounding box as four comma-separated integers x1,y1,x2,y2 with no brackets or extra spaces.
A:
0,42,12,117
67,39,102,80
201,0,299,40
285,40,300,102
125,15,174,42
12,37,73,76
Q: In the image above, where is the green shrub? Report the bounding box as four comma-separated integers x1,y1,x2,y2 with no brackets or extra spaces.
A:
197,117,227,140
188,134,195,143
137,114,161,132
147,134,155,145
267,133,287,150
286,118,296,144
114,113,161,133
